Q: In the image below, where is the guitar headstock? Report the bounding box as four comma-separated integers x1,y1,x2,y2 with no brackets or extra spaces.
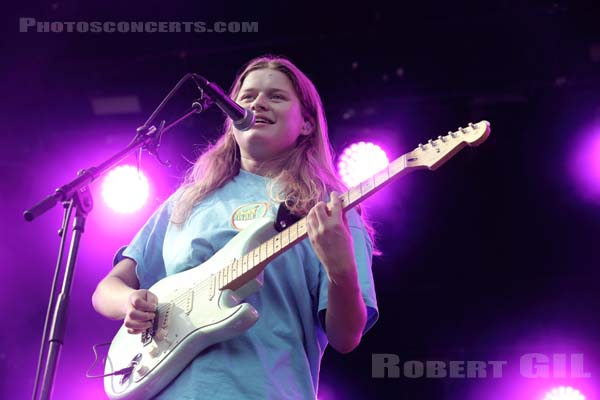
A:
405,120,491,170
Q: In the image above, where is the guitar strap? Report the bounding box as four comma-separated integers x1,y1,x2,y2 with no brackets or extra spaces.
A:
274,202,302,232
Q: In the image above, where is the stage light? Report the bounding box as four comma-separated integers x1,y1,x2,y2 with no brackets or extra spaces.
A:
570,126,600,204
543,386,585,400
101,165,150,214
337,141,389,188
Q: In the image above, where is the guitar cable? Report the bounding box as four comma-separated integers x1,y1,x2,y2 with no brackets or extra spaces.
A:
85,343,135,379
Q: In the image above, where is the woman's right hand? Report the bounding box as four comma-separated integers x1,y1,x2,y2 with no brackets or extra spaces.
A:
124,289,158,334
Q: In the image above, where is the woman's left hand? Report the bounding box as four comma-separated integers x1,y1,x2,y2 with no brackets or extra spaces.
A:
306,192,356,283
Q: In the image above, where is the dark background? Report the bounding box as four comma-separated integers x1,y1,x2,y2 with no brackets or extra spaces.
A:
1,1,599,399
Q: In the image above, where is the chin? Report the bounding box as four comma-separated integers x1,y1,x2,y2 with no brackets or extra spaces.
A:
240,129,268,142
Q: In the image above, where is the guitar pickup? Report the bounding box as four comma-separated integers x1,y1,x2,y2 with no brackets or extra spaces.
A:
183,289,193,315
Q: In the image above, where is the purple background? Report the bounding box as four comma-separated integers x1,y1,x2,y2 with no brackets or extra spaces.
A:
2,2,599,399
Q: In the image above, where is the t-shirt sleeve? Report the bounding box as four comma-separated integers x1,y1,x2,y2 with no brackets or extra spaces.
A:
121,195,176,289
317,208,379,335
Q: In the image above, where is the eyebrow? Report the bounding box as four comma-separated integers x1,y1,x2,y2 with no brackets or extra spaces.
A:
239,87,290,95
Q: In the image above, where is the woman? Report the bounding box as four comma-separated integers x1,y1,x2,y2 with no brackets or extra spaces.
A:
92,55,378,399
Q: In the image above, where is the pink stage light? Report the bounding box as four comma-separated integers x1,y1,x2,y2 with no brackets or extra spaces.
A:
101,165,150,214
569,126,600,204
543,386,586,400
337,141,390,188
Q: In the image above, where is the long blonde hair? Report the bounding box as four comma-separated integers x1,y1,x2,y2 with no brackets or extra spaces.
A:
172,55,376,248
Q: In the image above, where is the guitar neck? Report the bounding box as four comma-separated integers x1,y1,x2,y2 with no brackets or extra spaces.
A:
220,120,491,292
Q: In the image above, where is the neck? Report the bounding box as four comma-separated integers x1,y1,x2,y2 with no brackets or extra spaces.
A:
240,154,287,177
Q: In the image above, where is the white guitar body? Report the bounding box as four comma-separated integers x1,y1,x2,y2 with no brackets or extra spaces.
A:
104,217,278,400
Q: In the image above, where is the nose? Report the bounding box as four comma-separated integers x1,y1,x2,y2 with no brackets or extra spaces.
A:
249,92,268,111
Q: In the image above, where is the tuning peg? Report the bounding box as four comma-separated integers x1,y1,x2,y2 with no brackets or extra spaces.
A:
449,130,457,138
418,143,425,150
428,139,437,147
438,135,447,143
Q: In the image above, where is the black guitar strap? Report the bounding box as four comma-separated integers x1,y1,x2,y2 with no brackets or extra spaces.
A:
274,202,302,232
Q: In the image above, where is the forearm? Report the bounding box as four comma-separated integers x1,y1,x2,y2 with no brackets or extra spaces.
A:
92,276,138,320
325,262,367,353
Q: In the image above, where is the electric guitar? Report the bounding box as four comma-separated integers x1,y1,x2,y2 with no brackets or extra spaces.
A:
104,121,491,399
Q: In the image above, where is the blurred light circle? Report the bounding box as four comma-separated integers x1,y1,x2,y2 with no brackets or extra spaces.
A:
337,141,389,187
101,165,149,214
543,386,586,400
570,129,600,204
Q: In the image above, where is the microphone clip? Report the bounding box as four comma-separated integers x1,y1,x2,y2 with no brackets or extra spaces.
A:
191,96,213,114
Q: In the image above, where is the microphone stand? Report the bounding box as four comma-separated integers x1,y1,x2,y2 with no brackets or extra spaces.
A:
25,74,212,400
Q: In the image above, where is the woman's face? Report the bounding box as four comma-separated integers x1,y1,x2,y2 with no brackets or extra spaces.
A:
233,68,310,166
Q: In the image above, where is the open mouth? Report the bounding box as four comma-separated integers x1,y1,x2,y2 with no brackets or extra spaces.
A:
254,117,274,125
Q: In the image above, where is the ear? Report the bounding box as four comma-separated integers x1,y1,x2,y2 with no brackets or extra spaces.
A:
300,119,314,136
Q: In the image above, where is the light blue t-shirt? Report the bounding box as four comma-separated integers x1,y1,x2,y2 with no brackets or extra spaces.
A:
122,169,378,399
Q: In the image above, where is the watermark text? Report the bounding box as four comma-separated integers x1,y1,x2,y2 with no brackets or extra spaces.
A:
372,353,592,379
19,18,258,34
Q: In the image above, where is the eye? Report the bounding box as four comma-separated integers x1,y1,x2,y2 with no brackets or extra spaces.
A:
271,94,285,100
239,94,254,101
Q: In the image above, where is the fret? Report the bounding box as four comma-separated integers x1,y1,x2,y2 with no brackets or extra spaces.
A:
260,242,268,263
347,187,361,204
242,254,248,273
360,175,375,195
373,166,390,187
223,263,228,283
341,191,350,208
273,234,281,254
297,218,307,237
389,155,405,176
218,269,223,289
248,248,256,269
253,247,260,266
289,222,298,242
281,228,289,248
266,238,273,258
231,260,238,280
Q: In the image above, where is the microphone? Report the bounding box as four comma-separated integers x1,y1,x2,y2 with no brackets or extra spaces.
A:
192,74,255,131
